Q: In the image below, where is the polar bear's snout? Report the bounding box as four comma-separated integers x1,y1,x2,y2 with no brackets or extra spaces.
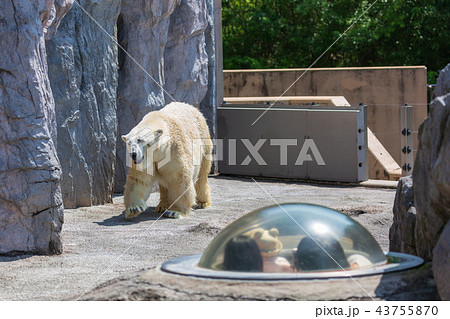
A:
130,143,144,165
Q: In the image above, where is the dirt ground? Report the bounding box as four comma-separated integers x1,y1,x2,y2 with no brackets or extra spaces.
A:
0,176,396,301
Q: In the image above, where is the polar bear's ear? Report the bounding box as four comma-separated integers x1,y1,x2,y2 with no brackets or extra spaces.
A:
121,135,127,142
253,230,263,240
269,228,279,237
155,129,163,137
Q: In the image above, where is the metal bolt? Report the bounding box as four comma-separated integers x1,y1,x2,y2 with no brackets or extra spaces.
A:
402,146,412,154
402,164,412,171
402,128,412,136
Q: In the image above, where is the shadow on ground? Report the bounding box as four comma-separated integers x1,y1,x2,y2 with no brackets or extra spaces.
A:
95,207,163,226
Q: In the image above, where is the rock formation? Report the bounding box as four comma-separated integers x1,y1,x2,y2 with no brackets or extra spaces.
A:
164,0,209,105
114,0,218,192
388,176,416,255
1,0,219,254
390,63,450,299
200,0,221,173
433,222,450,300
47,0,220,200
413,93,449,259
0,0,72,255
44,0,74,40
46,0,121,208
432,64,450,99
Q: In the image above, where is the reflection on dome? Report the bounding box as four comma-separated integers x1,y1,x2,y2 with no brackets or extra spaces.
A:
311,222,329,235
198,203,387,273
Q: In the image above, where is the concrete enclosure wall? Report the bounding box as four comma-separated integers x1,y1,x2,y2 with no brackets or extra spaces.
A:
217,105,368,182
223,67,428,178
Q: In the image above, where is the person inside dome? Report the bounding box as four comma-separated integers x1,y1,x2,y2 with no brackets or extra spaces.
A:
223,235,263,272
293,235,350,272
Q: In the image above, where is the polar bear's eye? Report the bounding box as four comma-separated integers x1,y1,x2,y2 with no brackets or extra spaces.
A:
136,138,142,143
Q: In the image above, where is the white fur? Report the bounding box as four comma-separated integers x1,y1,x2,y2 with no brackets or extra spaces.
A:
122,102,212,219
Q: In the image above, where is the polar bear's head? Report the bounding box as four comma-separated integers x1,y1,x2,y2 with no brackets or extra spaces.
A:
122,128,163,165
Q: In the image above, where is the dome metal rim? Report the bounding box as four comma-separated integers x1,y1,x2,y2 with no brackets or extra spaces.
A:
161,252,424,281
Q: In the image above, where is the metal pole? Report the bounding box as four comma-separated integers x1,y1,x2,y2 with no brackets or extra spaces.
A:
401,103,414,176
357,103,368,181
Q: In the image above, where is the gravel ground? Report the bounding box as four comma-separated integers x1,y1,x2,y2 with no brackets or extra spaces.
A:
0,176,396,300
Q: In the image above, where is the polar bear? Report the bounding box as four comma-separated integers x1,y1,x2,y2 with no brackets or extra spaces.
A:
121,102,212,219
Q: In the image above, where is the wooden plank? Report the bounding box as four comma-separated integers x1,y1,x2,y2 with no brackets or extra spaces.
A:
368,127,402,180
224,96,351,106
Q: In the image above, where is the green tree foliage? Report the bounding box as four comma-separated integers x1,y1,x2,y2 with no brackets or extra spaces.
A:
222,0,449,82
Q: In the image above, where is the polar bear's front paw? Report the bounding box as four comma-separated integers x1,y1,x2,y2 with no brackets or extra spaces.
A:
194,201,210,209
162,210,181,219
125,201,147,219
154,203,170,214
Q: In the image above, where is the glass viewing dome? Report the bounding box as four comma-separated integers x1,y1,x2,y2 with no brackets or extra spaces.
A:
162,203,423,280
199,203,386,272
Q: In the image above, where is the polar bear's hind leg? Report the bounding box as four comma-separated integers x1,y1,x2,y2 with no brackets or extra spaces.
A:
170,173,196,216
194,144,212,209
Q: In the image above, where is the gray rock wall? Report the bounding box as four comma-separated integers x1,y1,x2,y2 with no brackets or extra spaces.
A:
433,222,450,300
417,91,450,300
200,0,221,173
44,0,219,198
114,0,218,192
433,64,450,99
44,0,74,40
164,0,209,105
0,0,219,252
413,93,450,259
388,176,416,255
390,64,450,259
0,0,71,255
390,63,450,299
46,0,121,208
